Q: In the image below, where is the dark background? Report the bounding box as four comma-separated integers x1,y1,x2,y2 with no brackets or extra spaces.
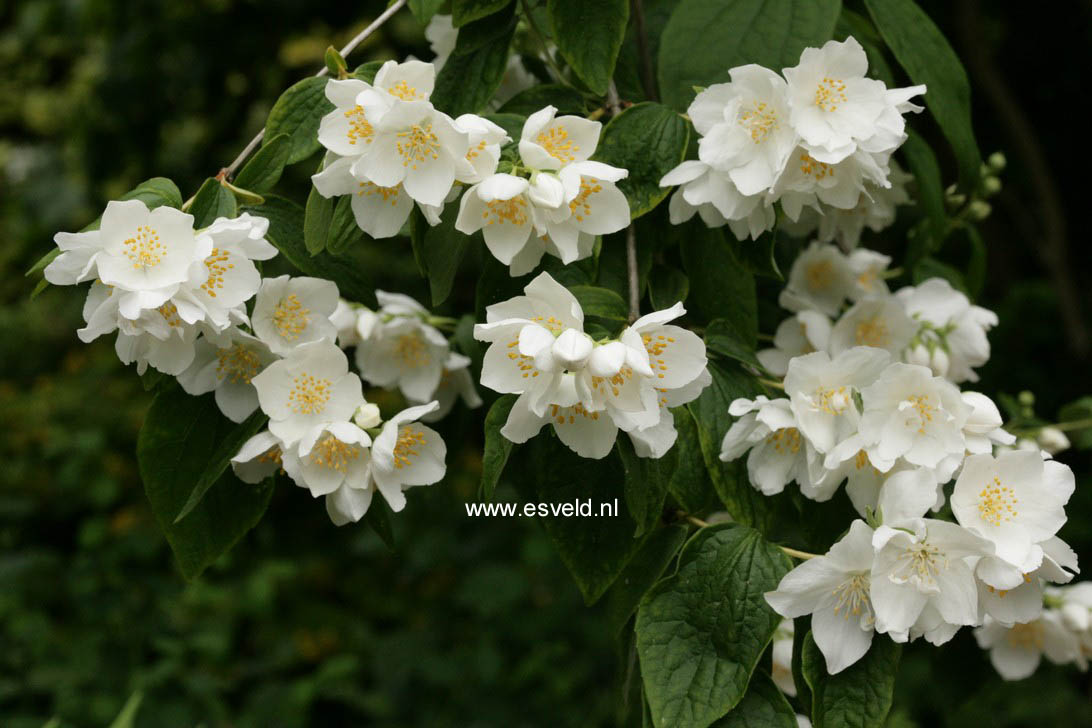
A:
1,0,1089,725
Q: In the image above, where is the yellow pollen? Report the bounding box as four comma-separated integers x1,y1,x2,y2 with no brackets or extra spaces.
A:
123,225,163,268
765,427,801,455
507,338,539,378
309,434,360,473
157,301,182,328
272,294,310,341
256,445,283,471
396,123,440,170
799,153,834,180
905,394,935,434
529,315,563,335
814,76,847,112
548,401,600,425
288,372,331,415
344,105,374,145
738,100,779,143
898,540,948,587
1007,622,1044,650
387,80,422,101
805,260,834,289
536,125,579,163
394,333,427,367
357,181,402,206
831,573,872,621
568,178,602,222
485,196,528,226
814,386,849,414
466,139,488,160
855,316,889,347
978,476,1019,527
216,344,261,384
202,248,233,298
393,426,427,469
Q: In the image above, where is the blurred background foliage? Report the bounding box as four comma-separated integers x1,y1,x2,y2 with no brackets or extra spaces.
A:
1,0,1090,725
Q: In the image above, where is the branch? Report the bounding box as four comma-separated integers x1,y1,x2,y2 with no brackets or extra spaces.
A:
218,0,408,181
630,0,658,102
626,224,640,323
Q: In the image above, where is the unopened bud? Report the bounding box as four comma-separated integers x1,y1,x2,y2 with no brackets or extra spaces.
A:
905,343,931,368
324,46,348,77
982,176,1001,196
353,402,382,429
988,151,1006,172
1018,391,1035,407
968,200,992,221
929,347,950,378
1037,426,1071,455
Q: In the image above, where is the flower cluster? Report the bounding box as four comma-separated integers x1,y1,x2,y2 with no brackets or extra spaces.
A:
456,106,631,275
720,242,1083,676
659,37,922,248
473,272,710,459
760,241,997,384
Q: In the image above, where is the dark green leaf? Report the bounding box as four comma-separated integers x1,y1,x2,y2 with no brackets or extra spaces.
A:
365,496,396,549
636,523,793,728
912,256,967,294
617,436,675,537
613,0,676,101
548,0,629,95
604,524,688,634
668,407,717,513
649,265,689,311
453,0,513,27
705,318,763,370
244,195,377,307
480,394,518,501
1059,397,1092,451
901,130,947,267
801,631,901,728
304,185,334,255
118,177,184,212
352,60,385,84
409,0,446,24
864,0,982,192
412,202,473,306
570,285,629,321
680,222,757,345
658,0,842,110
593,102,689,219
481,112,527,142
433,7,517,115
497,83,587,116
189,177,237,228
137,387,274,580
234,132,292,193
709,671,797,727
325,196,367,255
174,409,269,523
264,76,332,164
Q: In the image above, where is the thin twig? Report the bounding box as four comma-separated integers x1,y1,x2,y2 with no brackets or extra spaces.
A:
606,80,622,116
684,515,708,528
780,546,818,560
626,224,640,323
630,0,657,102
218,0,408,181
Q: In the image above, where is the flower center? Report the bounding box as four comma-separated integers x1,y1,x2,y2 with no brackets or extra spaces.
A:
483,196,528,227
124,225,163,268
505,339,540,379
591,366,635,397
530,315,564,335
738,101,779,143
549,402,600,425
256,445,283,470
896,540,948,588
536,126,578,163
799,153,834,180
394,333,426,367
978,476,1019,527
396,123,440,170
202,248,232,298
466,139,488,160
344,105,373,146
357,181,402,205
387,80,423,101
814,386,850,414
805,260,835,289
855,316,889,347
273,294,310,341
158,301,182,327
393,426,427,469
309,433,360,473
1007,622,1044,650
765,427,801,455
288,372,331,415
216,344,261,384
643,333,676,380
814,77,847,112
832,573,873,623
568,178,602,222
904,394,936,434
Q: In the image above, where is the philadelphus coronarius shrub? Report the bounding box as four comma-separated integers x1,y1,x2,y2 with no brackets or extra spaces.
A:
29,0,1092,725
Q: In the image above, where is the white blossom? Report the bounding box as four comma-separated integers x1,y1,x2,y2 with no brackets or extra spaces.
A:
779,241,854,317
757,311,832,377
367,401,448,512
828,297,915,356
251,275,339,356
720,396,824,497
975,613,1084,680
355,291,450,403
518,105,601,172
177,328,278,423
660,160,775,240
896,278,997,383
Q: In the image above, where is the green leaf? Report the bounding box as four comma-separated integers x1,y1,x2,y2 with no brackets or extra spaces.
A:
668,406,717,513
604,523,688,634
234,132,292,193
617,436,675,537
107,691,144,728
137,387,274,580
365,497,396,549
705,318,763,370
411,203,473,306
304,185,335,256
516,434,645,604
433,7,517,115
569,284,629,321
409,0,446,24
1059,397,1092,451
593,102,690,218
613,0,676,101
649,265,689,311
801,631,901,728
912,256,967,294
636,523,793,728
901,130,947,267
864,0,982,192
352,60,385,84
680,222,757,345
548,0,629,95
118,176,184,212
658,0,842,110
482,112,528,142
480,394,517,501
244,195,377,307
264,76,332,164
709,671,797,727
497,83,587,116
453,0,513,27
325,196,367,255
189,177,238,228
173,409,269,524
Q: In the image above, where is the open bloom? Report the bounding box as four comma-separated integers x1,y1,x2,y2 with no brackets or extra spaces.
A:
975,613,1084,680
177,328,278,422
779,241,854,317
896,278,997,383
368,401,447,512
501,374,620,459
231,430,286,484
251,275,339,355
757,311,832,377
766,520,877,673
355,291,450,403
517,105,601,172
413,351,482,421
720,396,824,496
282,420,373,502
828,297,915,357
660,160,775,240
251,340,365,444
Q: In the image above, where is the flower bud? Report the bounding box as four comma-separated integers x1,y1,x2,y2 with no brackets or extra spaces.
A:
929,347,950,378
968,200,992,221
353,402,382,429
988,151,1006,172
1061,603,1090,632
982,175,1002,196
551,328,594,370
905,343,930,368
1037,426,1071,455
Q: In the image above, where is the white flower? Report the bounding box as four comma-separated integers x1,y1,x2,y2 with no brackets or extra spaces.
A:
620,368,711,458
331,299,362,348
355,291,450,402
846,248,892,301
896,278,997,383
311,156,417,239
757,311,832,377
318,78,378,159
951,451,1073,572
501,374,620,459
454,113,510,184
112,301,203,376
779,241,854,317
766,520,877,674
771,620,797,696
542,160,630,264
251,275,339,355
231,430,286,484
518,105,601,172
975,613,1083,680
783,346,890,455
425,14,457,70
870,518,992,641
828,297,915,356
977,536,1079,626
282,420,372,500
251,340,365,444
783,37,925,164
414,351,483,421
1038,426,1071,456
775,147,890,222
455,173,538,273
720,396,824,496
368,401,447,511
691,65,797,195
817,163,912,250
177,328,278,423
660,160,775,240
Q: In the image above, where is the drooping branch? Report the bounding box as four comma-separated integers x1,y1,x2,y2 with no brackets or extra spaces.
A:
218,0,409,182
